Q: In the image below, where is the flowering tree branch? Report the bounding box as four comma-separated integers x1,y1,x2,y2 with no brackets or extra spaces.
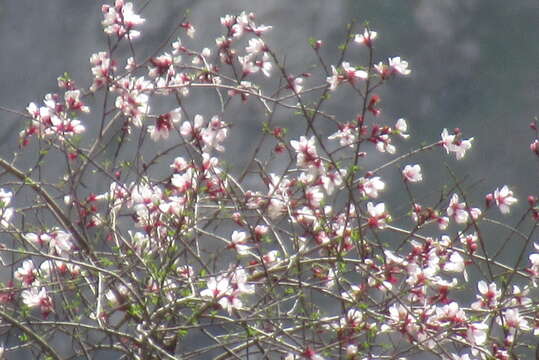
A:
0,2,537,359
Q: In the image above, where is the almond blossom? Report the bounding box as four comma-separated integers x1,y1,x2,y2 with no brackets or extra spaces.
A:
388,56,411,75
228,230,251,255
447,193,481,224
342,62,368,83
402,164,422,182
366,202,388,229
354,28,377,47
357,176,385,198
290,136,319,168
441,128,474,160
471,281,501,310
15,260,37,285
90,51,117,92
4,5,539,359
114,76,152,127
102,0,145,39
493,185,518,214
21,286,54,317
394,118,410,138
148,108,182,141
466,322,488,347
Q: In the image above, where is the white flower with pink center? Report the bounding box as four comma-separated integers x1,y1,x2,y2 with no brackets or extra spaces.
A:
493,185,517,214
402,164,422,183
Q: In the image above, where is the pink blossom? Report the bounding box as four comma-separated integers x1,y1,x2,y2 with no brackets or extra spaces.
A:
23,232,52,247
180,114,204,138
90,52,116,92
228,230,251,255
320,169,346,195
471,281,500,310
102,0,145,39
367,202,388,229
201,276,230,299
114,76,152,127
441,129,474,160
177,265,194,279
21,286,54,317
394,118,409,138
493,185,517,214
358,176,385,198
305,186,324,208
388,57,411,75
466,322,488,347
328,123,357,147
245,38,266,55
148,53,175,78
49,230,74,256
354,28,377,47
40,260,80,278
15,260,37,285
170,156,190,172
327,65,340,91
181,22,195,38
64,90,89,113
290,136,319,168
447,194,481,224
375,134,396,154
201,115,228,152
342,62,368,82
148,108,181,141
402,164,422,183
499,308,530,332
105,283,129,306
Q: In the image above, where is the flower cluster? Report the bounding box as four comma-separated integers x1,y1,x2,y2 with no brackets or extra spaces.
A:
22,90,87,145
0,4,537,360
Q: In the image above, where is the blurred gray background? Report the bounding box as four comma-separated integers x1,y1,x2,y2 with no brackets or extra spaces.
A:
0,0,538,358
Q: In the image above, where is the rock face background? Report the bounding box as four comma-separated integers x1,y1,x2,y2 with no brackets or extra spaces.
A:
0,1,538,358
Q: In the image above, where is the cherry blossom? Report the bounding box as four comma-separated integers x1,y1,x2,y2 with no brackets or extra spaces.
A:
492,185,518,214
388,56,411,75
201,115,228,152
447,193,481,224
498,308,530,333
180,114,205,139
357,176,385,198
21,286,54,317
290,136,319,168
4,5,539,359
246,38,267,55
441,128,474,160
102,0,145,39
15,260,37,285
354,28,377,47
228,230,251,255
327,65,340,91
90,51,117,92
471,281,501,310
366,202,388,229
114,76,152,127
148,108,182,141
342,62,368,83
394,118,410,138
402,164,422,183
328,122,357,147
201,276,230,299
